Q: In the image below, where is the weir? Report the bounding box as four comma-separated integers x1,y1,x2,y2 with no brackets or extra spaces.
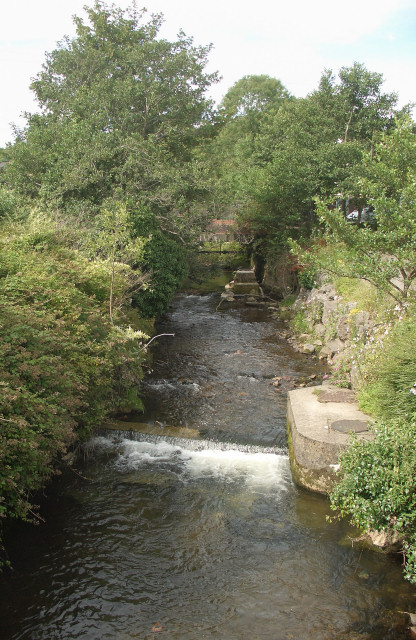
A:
94,426,288,456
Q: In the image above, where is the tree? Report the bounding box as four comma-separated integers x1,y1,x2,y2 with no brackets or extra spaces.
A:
224,64,403,259
220,74,291,120
5,1,218,239
314,116,416,302
334,62,399,143
200,75,292,233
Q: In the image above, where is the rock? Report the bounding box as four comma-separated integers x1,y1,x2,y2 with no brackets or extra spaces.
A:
322,299,338,325
410,627,416,639
367,529,402,551
302,343,316,354
337,314,351,341
353,310,371,338
320,283,337,298
319,338,344,359
314,323,326,338
357,570,369,580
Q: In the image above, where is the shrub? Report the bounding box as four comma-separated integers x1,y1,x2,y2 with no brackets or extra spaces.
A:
297,265,316,290
0,218,148,552
132,231,189,317
330,419,416,584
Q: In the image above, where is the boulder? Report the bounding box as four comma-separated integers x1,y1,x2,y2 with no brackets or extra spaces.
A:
366,529,402,552
319,338,344,359
322,299,339,325
337,315,351,341
353,310,371,338
314,323,326,338
302,343,316,354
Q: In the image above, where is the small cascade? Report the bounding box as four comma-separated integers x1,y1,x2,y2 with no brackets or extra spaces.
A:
230,269,261,295
87,428,290,488
219,268,264,308
93,427,288,456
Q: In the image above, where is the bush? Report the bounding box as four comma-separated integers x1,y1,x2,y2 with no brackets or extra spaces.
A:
0,218,148,551
330,419,416,584
297,265,316,290
132,230,189,317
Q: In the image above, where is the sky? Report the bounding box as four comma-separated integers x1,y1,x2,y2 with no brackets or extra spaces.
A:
1,0,415,146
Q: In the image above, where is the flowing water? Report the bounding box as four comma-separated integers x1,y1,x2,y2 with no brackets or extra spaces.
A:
1,289,415,639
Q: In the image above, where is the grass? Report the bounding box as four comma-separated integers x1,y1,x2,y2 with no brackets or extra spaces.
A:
334,277,390,315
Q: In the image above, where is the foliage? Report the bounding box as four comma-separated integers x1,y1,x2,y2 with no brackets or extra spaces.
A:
220,74,291,120
315,116,416,302
5,1,218,239
0,187,19,219
297,265,316,290
0,214,148,552
132,230,189,318
214,62,402,260
290,310,310,334
358,305,416,423
317,62,400,145
333,276,387,315
330,419,416,584
86,201,146,323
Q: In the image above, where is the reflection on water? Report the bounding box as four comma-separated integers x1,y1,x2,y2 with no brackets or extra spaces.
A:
0,293,414,640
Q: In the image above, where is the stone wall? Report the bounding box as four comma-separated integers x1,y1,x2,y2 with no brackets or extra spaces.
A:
287,281,375,389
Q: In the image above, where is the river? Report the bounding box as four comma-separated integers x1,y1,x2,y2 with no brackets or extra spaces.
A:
0,287,414,639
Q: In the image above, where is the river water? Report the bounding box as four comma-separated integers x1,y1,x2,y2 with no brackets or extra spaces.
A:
1,289,415,639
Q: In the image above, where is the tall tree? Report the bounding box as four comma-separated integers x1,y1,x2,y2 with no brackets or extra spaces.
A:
228,64,403,256
314,116,416,302
202,75,292,223
220,74,291,120
6,1,218,238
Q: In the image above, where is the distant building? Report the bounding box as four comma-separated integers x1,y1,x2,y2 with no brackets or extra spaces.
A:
200,219,236,242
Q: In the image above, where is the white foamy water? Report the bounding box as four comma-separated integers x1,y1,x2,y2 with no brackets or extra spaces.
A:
91,435,291,489
184,447,290,487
